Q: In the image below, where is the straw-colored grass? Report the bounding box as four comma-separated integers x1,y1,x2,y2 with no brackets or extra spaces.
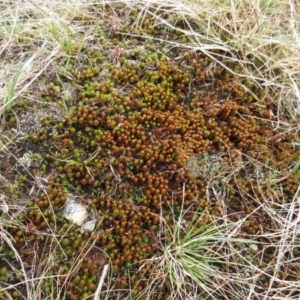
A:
1,0,300,299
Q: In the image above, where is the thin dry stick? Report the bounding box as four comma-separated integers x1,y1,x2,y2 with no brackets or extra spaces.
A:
93,264,109,300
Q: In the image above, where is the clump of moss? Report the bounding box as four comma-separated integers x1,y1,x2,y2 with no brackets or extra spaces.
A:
1,3,300,300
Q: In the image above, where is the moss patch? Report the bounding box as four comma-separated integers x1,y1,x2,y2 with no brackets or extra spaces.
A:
1,3,300,300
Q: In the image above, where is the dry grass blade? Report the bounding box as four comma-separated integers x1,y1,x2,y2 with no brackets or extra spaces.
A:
93,264,109,300
0,0,300,299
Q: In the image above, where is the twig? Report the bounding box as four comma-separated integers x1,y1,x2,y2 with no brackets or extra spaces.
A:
94,264,109,300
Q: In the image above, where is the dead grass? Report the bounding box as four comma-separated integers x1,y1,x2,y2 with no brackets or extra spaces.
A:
1,0,300,299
